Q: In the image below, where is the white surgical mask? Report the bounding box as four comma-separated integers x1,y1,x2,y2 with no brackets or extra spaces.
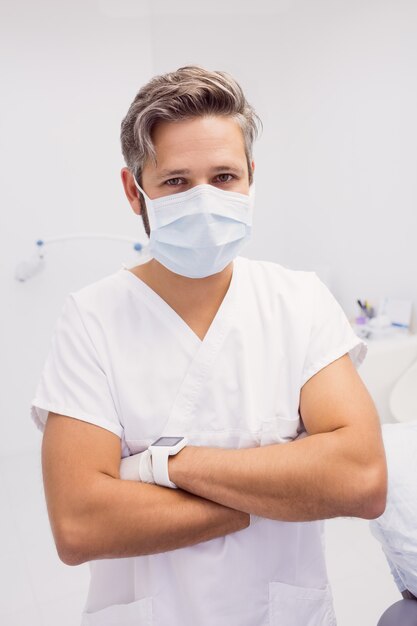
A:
134,178,254,279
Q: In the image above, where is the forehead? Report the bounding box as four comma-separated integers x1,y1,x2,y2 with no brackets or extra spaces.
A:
148,115,247,171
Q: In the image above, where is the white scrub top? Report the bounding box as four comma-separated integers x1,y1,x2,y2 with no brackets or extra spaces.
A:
31,256,366,626
369,421,417,598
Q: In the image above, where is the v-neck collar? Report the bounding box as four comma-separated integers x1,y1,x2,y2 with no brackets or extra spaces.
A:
118,258,241,347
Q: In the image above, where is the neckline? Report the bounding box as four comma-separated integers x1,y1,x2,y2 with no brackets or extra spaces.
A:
118,258,241,345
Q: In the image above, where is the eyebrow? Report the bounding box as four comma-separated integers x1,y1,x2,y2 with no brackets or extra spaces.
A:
156,165,245,180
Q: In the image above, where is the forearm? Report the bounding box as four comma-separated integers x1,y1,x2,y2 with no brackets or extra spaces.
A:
169,428,386,522
64,475,249,566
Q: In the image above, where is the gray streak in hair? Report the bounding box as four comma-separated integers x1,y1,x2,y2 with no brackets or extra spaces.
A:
120,65,262,186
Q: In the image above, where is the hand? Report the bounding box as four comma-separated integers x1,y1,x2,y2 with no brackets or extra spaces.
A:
119,449,155,483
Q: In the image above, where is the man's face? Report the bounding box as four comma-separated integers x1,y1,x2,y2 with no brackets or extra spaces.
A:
141,115,252,200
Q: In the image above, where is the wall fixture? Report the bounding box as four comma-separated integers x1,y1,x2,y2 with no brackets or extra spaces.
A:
15,234,146,282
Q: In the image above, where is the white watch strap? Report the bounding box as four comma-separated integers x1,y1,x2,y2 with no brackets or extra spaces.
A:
151,448,178,489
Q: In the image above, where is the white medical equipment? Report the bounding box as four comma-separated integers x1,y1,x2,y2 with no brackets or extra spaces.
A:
14,233,146,282
370,421,417,612
390,359,417,424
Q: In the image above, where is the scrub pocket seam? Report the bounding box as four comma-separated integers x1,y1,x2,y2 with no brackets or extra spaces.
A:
269,580,336,626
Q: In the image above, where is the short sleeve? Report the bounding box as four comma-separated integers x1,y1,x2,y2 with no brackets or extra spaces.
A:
300,274,367,387
30,294,123,438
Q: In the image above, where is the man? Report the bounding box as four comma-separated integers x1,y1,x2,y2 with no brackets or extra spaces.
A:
31,65,387,625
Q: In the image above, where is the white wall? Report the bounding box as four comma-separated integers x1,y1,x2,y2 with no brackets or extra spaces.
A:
151,0,417,320
0,0,154,455
2,0,417,455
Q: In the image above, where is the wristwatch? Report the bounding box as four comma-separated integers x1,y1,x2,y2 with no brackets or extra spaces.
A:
149,436,188,488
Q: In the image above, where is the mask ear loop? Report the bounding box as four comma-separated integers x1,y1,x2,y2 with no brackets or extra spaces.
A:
133,175,153,241
133,176,150,199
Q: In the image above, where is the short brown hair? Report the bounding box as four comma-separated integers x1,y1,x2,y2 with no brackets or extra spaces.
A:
120,65,262,187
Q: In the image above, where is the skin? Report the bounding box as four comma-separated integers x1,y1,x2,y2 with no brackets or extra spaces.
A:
42,114,387,566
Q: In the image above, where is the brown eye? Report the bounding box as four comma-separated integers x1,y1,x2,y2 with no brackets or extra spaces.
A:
216,174,234,183
166,178,183,186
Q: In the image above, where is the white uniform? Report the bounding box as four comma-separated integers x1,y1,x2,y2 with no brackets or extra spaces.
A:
31,256,366,626
369,421,417,598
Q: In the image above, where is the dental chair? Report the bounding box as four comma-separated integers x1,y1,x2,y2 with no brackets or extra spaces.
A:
377,360,417,625
389,358,417,424
377,599,417,625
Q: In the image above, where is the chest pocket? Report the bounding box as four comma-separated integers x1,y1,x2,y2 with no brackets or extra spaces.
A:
269,581,336,626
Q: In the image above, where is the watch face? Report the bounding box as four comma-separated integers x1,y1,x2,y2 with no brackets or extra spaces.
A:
151,436,184,447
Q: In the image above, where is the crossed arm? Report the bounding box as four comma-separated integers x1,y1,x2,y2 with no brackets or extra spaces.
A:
42,353,387,566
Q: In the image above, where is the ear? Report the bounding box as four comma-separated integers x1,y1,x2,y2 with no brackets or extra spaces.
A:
121,168,143,216
251,160,255,175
